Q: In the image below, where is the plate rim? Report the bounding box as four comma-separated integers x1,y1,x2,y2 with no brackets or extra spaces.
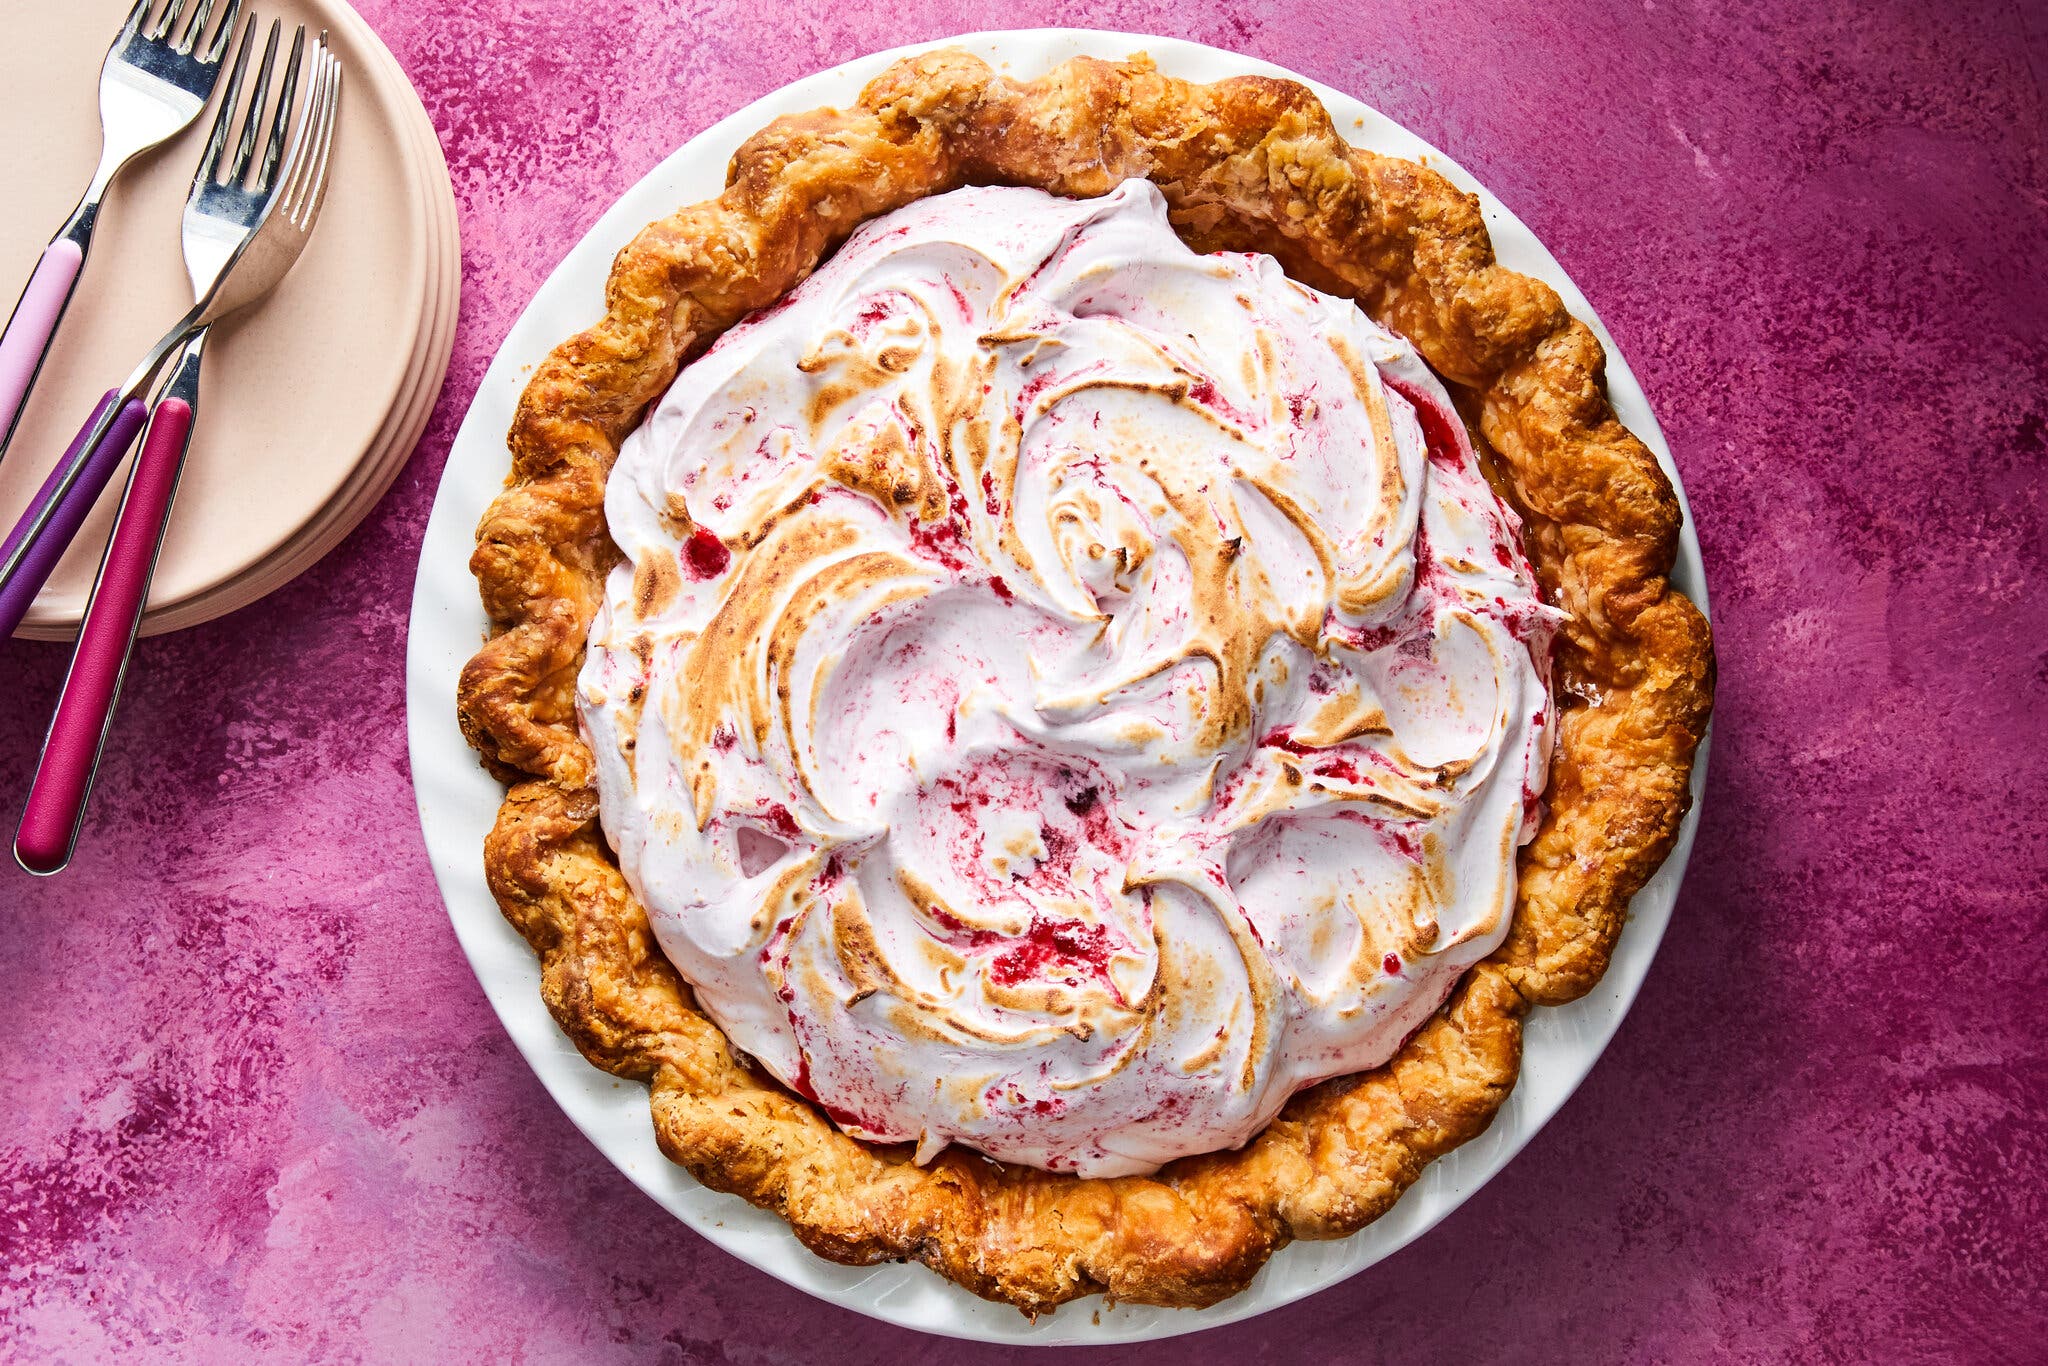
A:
405,27,1711,1346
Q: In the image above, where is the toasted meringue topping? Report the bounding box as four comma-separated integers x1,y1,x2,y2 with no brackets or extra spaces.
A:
579,180,1561,1177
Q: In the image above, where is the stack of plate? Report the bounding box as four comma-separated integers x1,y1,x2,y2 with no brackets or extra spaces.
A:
0,0,457,640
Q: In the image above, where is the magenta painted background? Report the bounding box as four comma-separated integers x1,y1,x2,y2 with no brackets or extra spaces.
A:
3,0,2044,1360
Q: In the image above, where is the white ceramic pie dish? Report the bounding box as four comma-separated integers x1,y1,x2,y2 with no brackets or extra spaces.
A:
406,28,1711,1345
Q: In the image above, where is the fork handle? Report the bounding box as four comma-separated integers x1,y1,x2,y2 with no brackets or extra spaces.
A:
0,238,88,467
0,389,149,641
15,347,200,875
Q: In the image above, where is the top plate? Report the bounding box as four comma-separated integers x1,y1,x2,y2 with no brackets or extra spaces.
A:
406,29,1711,1346
0,0,442,634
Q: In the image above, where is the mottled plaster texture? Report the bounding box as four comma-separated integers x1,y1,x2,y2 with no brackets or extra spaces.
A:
3,0,2044,1361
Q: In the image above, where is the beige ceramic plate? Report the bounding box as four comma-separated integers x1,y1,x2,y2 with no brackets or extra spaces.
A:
0,0,453,638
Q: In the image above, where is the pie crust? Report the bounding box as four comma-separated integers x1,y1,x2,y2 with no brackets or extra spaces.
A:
456,49,1715,1314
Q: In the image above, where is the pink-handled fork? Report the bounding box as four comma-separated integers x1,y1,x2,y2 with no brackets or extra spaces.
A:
12,345,194,876
0,0,244,467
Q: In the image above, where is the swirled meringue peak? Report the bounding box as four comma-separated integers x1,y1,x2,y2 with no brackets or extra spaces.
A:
579,179,1563,1177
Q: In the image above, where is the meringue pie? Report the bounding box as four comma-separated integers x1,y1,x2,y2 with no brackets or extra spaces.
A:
459,49,1712,1313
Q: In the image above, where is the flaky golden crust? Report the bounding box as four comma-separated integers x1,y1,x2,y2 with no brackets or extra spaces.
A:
455,50,1714,1314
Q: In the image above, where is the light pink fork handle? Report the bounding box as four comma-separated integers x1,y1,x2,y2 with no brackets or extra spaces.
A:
0,240,86,460
15,396,192,876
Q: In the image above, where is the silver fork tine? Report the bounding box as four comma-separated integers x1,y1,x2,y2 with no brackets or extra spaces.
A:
281,45,335,225
297,49,341,228
174,0,217,55
254,27,307,191
199,0,245,64
146,0,192,43
228,20,283,186
284,52,323,225
273,57,314,211
196,14,256,186
120,0,153,34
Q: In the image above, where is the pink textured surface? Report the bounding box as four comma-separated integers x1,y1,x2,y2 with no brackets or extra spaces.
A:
2,1,2043,1359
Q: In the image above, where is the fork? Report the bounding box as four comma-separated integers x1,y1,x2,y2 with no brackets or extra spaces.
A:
0,0,244,468
14,29,340,876
0,17,303,642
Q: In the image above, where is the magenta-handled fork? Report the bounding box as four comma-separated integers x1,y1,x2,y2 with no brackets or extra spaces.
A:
0,0,244,467
11,346,195,875
14,30,340,876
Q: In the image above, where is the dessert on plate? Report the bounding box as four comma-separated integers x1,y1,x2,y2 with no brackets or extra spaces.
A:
458,48,1713,1313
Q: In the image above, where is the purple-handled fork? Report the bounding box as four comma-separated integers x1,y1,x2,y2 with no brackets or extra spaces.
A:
0,0,244,468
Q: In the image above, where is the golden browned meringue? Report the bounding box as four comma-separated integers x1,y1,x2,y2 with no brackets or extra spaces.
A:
578,180,1561,1176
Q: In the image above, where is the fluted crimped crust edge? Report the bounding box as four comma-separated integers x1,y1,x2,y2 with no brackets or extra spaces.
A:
454,49,1715,1316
